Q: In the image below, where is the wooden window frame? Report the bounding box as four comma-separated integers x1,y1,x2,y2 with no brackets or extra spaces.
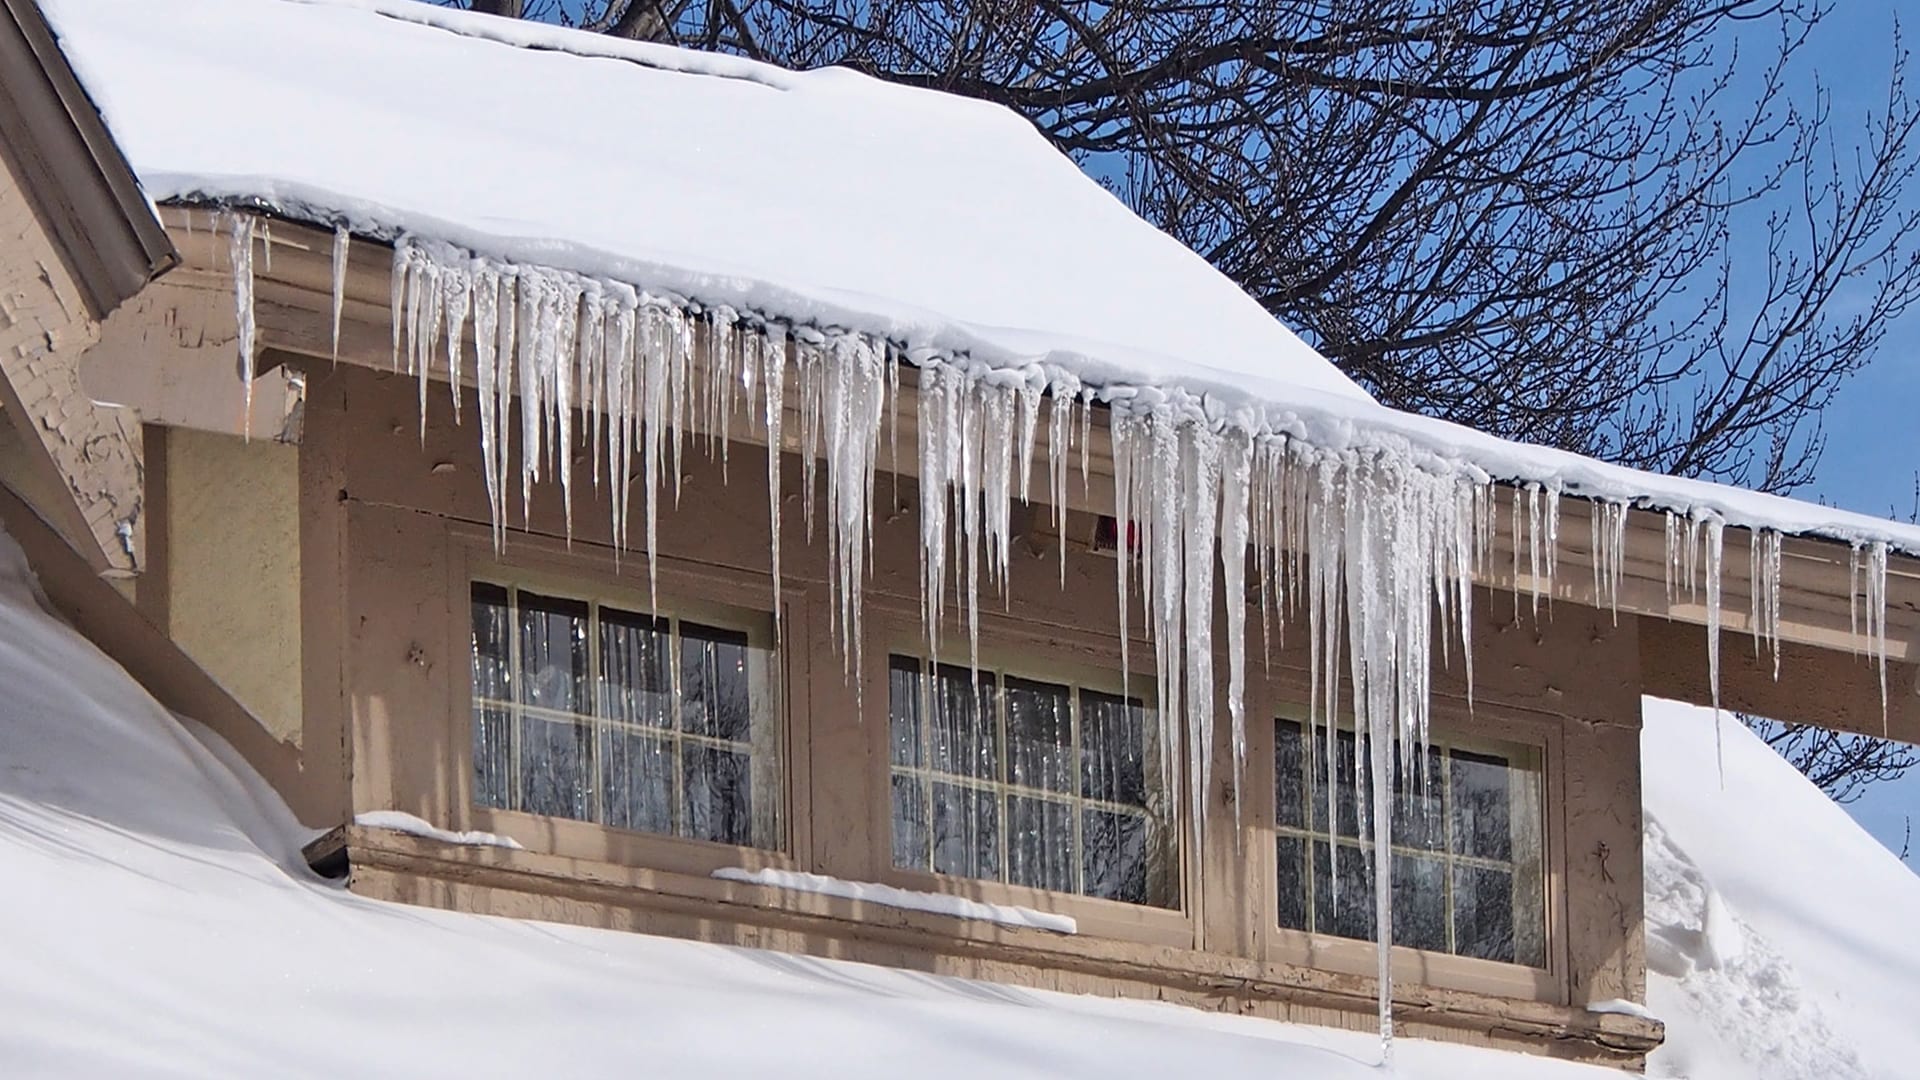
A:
1250,690,1569,1003
446,528,810,880
859,599,1199,948
884,654,1179,909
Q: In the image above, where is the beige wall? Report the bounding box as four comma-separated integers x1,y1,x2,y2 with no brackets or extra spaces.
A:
276,362,1653,1063
158,427,305,744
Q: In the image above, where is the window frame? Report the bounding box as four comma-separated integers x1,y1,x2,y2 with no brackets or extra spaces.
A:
861,602,1199,949
449,533,807,878
884,653,1179,909
1253,693,1568,1004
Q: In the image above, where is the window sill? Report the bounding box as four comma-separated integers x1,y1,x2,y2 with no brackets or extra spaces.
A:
303,823,1664,1063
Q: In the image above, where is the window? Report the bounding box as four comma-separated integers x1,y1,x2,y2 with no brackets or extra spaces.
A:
1273,719,1546,967
469,582,782,849
887,655,1177,908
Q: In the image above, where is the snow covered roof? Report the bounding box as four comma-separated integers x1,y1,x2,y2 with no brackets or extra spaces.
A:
40,0,1365,406
35,0,1920,558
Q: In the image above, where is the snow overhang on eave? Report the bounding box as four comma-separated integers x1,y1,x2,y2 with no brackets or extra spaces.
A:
139,207,1920,748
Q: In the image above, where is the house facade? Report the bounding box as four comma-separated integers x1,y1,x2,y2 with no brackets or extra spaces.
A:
3,0,1917,1072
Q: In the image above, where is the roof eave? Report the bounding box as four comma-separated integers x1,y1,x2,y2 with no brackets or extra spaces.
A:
0,0,176,320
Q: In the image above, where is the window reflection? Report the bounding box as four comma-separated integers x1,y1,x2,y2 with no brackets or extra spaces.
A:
1273,719,1545,967
469,583,781,850
888,655,1176,909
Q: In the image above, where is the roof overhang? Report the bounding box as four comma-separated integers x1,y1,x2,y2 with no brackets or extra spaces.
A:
0,0,174,319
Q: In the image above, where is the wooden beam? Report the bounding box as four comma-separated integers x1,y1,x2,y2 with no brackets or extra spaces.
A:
0,0,175,319
81,278,308,444
1639,616,1920,744
0,140,141,574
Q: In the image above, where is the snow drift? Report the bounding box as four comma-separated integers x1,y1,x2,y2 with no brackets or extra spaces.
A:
0,523,1620,1078
1640,701,1920,1080
1,527,1917,1077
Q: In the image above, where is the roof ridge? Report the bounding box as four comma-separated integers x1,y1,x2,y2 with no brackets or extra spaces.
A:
293,0,797,91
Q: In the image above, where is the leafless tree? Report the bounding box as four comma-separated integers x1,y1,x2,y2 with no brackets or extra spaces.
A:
1741,714,1919,803
448,1,1920,794
444,0,1920,495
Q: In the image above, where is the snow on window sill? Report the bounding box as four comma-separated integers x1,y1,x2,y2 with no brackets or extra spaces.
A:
712,867,1077,935
1586,998,1658,1022
355,811,525,851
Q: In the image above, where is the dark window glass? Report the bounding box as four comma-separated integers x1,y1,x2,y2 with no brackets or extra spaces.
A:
887,655,1175,909
1273,717,1544,966
467,584,779,849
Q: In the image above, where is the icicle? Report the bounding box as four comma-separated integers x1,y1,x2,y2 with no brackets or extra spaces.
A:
472,266,504,548
227,213,257,438
1665,512,1681,606
1762,529,1782,679
1869,541,1890,729
1219,429,1252,837
330,225,350,362
763,326,788,637
1046,382,1075,585
1526,483,1543,616
822,333,886,683
1180,424,1221,859
440,261,471,425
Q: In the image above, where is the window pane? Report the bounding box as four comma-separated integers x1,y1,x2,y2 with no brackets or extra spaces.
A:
1392,854,1448,953
1009,796,1075,893
682,743,753,846
1454,865,1519,964
1083,807,1169,907
1275,834,1309,931
473,705,514,811
518,592,589,715
599,726,672,834
1309,729,1364,839
600,608,671,729
891,773,930,871
889,656,925,768
1006,678,1072,793
520,715,592,821
927,666,997,781
930,781,999,880
1273,719,1307,830
1451,749,1515,862
470,584,512,702
1083,691,1149,809
681,622,753,743
1391,743,1446,853
1313,841,1375,942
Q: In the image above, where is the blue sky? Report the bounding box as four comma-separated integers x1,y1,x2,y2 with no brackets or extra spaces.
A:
1776,1,1919,860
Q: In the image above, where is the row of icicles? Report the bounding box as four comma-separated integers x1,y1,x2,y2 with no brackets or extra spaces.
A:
226,213,1892,1058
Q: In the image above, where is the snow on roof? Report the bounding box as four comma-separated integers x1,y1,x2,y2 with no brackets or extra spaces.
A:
1640,699,1920,1079
39,0,1367,407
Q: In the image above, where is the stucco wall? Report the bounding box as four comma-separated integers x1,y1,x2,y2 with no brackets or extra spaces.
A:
161,427,303,746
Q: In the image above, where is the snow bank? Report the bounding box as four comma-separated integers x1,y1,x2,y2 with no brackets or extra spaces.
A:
1641,699,1920,1080
713,867,1077,934
0,519,1622,1077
